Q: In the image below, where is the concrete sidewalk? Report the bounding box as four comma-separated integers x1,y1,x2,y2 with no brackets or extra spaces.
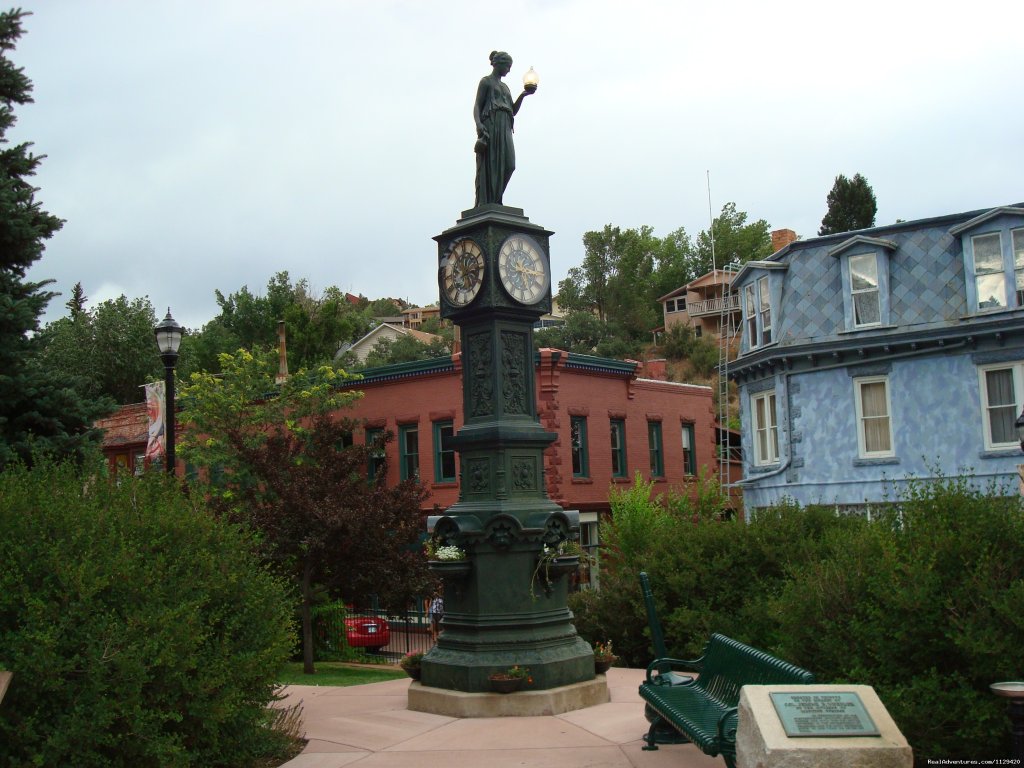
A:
277,667,721,768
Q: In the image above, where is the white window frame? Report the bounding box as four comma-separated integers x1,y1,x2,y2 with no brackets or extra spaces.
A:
751,390,779,466
758,276,772,347
854,376,895,459
849,252,881,328
744,283,757,349
978,362,1024,451
972,231,1007,311
1013,228,1024,307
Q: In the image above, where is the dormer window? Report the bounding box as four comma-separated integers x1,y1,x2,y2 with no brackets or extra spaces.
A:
758,277,772,345
744,283,756,347
829,236,895,332
744,276,772,350
967,228,1024,312
974,233,1007,310
850,253,880,327
1015,229,1024,305
950,207,1024,314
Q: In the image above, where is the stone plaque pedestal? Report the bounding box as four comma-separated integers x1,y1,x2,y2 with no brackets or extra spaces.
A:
736,684,912,768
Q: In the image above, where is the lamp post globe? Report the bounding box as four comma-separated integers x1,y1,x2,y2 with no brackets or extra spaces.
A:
154,308,182,475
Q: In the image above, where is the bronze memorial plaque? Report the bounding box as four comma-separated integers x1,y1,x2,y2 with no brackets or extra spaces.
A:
770,692,881,738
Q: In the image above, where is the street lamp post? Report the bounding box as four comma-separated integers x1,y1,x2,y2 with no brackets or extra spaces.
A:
154,308,183,475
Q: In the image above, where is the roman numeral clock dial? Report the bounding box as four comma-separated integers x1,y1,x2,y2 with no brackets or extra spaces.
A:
498,234,549,305
442,238,485,307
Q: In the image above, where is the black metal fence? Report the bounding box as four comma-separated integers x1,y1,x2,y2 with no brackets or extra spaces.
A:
312,598,435,662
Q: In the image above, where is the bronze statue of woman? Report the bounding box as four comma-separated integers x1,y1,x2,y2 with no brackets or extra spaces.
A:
474,51,536,207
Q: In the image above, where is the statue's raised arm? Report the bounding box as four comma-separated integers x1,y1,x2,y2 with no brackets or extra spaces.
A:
474,51,535,207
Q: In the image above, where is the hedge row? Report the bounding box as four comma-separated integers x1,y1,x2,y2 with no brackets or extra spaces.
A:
570,475,1024,763
0,461,295,767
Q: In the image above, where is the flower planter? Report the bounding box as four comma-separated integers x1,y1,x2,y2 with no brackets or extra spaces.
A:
488,675,524,694
404,667,422,681
594,657,614,674
543,555,579,578
428,559,472,579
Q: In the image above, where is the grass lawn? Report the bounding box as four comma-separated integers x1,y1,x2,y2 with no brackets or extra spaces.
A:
279,662,407,687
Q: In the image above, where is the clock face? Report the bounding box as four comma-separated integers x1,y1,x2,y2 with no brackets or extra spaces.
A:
442,238,485,307
498,234,549,305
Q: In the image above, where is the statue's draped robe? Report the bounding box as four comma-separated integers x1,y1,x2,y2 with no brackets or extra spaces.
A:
474,76,515,207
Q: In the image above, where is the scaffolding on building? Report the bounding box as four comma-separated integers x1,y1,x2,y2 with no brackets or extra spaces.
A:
716,261,742,494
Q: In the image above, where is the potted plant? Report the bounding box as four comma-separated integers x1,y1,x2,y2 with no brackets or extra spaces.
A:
593,641,616,674
426,540,471,578
531,539,583,597
400,651,424,681
488,665,531,693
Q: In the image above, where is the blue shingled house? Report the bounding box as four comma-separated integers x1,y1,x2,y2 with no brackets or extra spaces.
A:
730,203,1024,513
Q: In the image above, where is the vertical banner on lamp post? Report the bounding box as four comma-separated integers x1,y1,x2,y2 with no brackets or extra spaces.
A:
145,381,166,462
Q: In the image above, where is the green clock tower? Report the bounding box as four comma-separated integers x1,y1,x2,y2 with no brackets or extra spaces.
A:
420,202,595,694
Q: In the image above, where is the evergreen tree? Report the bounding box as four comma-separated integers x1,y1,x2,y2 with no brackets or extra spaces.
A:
819,173,878,235
64,281,86,317
0,10,111,466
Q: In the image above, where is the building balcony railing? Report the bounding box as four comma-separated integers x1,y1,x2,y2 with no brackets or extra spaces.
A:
687,294,740,317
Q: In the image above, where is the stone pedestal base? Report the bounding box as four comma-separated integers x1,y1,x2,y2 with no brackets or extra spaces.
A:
737,684,912,768
407,677,608,718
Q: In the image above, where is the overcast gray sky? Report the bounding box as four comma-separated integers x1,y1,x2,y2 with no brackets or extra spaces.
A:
13,0,1023,331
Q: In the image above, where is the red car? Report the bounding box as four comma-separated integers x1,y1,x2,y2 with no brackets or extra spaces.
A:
343,616,390,653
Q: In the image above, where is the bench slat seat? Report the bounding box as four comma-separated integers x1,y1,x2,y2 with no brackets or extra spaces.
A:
639,633,814,768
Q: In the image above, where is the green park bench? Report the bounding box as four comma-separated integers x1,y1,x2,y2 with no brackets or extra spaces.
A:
639,632,815,768
639,571,693,746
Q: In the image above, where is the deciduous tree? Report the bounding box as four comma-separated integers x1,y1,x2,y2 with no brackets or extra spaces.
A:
37,295,162,404
179,350,431,673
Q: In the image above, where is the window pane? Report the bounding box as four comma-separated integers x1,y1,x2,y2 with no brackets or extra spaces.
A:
986,369,1017,445
850,254,878,291
860,382,887,418
1014,230,1024,269
854,292,880,325
682,424,695,475
610,420,626,477
753,393,778,465
648,422,663,477
864,416,892,453
973,233,1003,272
571,417,589,477
758,277,770,310
859,381,892,454
401,426,419,480
435,422,456,482
977,273,1007,309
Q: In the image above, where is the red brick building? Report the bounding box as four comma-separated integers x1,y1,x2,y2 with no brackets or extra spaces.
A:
96,349,735,583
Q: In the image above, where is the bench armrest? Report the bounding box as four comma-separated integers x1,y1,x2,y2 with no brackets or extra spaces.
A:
717,706,739,744
644,654,703,684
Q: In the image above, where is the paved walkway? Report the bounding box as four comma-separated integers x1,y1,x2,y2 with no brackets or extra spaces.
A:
277,667,721,768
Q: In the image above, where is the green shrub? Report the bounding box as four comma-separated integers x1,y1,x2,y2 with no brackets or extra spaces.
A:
774,478,1023,762
573,474,1024,764
0,461,295,767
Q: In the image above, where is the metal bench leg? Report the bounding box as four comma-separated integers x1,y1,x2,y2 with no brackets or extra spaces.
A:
643,703,691,747
642,717,661,751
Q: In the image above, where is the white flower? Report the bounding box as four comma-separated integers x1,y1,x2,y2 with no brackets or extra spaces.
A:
434,545,466,561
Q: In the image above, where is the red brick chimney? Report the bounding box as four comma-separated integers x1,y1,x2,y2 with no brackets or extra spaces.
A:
771,228,798,253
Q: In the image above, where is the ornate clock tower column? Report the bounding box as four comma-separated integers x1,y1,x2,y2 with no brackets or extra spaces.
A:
420,201,596,693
